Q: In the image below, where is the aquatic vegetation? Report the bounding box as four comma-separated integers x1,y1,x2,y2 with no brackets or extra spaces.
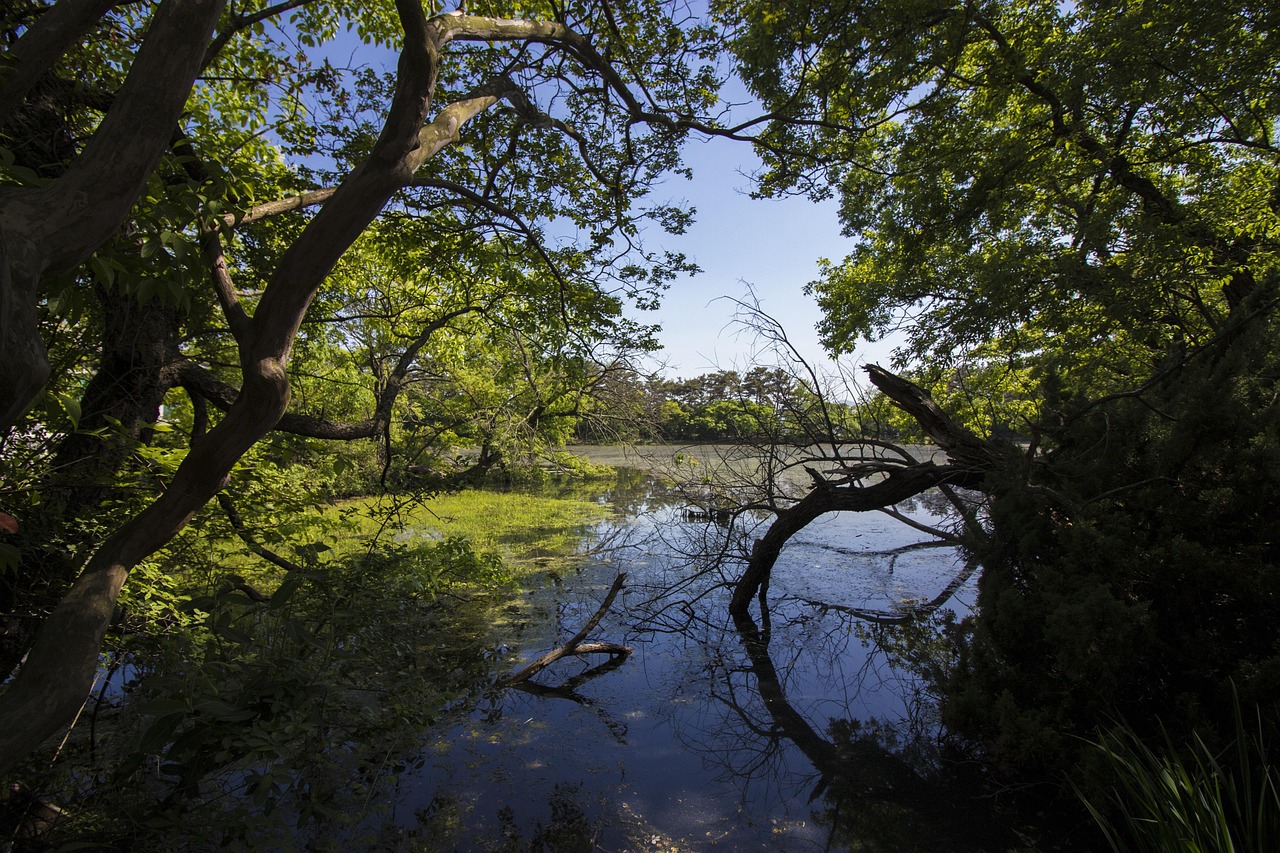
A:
16,487,612,848
1078,706,1280,853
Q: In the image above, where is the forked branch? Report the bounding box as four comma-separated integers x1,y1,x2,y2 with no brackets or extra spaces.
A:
497,573,631,687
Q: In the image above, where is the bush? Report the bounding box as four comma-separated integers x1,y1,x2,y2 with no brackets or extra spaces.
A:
944,306,1280,784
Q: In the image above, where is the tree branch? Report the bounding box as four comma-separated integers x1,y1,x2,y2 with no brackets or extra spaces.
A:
34,0,229,278
496,573,630,687
176,300,481,440
202,232,251,345
0,0,227,432
0,0,454,775
729,364,1011,617
200,0,312,71
215,492,307,576
0,0,117,124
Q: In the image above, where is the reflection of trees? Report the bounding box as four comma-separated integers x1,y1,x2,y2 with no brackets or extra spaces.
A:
640,302,1002,620
674,600,1016,851
415,782,601,852
785,549,979,627
505,656,631,744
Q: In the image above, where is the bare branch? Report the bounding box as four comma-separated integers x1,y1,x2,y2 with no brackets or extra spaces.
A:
496,573,630,687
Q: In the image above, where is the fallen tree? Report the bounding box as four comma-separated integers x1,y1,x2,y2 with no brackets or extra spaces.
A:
729,364,1013,615
704,296,1280,795
496,572,632,689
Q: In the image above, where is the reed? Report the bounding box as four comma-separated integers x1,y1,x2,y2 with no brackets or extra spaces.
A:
1078,701,1280,852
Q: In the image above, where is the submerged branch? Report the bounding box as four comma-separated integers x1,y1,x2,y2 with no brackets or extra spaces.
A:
496,573,631,687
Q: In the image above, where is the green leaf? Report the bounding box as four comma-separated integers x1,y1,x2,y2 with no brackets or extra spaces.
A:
0,543,20,576
194,698,257,722
139,712,185,753
56,392,81,429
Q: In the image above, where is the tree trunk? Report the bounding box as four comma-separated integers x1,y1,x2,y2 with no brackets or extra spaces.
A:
0,0,512,777
0,0,228,434
0,227,51,431
0,288,183,678
47,287,183,519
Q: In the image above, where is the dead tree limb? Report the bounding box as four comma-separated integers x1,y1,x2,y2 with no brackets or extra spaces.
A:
507,655,631,743
729,365,1014,617
497,573,631,687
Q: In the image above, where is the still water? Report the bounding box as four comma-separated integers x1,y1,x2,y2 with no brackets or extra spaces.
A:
379,458,1011,851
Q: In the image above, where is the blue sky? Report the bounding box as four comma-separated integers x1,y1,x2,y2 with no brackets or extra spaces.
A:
639,131,897,380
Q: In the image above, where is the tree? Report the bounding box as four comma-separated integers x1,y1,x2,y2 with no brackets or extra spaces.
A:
0,0,725,775
722,0,1278,385
712,0,1280,785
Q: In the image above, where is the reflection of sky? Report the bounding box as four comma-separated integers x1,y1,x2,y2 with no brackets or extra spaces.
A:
644,121,904,379
397,480,978,850
776,507,969,614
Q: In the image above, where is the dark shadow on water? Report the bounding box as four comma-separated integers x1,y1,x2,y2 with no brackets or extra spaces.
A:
729,604,1017,852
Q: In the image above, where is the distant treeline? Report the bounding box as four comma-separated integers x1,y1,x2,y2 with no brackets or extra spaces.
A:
572,365,1030,444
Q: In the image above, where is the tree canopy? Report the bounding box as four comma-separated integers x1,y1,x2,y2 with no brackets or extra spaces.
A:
0,0,727,774
722,0,1279,394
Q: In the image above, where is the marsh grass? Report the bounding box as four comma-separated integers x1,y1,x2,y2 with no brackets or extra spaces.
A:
320,488,611,568
183,486,612,598
65,486,615,848
1077,705,1280,853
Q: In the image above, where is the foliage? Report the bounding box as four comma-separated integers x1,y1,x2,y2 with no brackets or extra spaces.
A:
721,0,1280,393
592,362,1035,445
715,0,1280,820
1077,703,1280,853
586,366,864,443
0,0,728,772
944,300,1280,778
23,478,612,848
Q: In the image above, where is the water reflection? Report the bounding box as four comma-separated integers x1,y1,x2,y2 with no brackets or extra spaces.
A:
392,471,1013,850
721,604,1011,851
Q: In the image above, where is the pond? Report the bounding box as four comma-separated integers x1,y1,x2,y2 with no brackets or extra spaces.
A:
365,451,1016,852
52,448,1022,851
